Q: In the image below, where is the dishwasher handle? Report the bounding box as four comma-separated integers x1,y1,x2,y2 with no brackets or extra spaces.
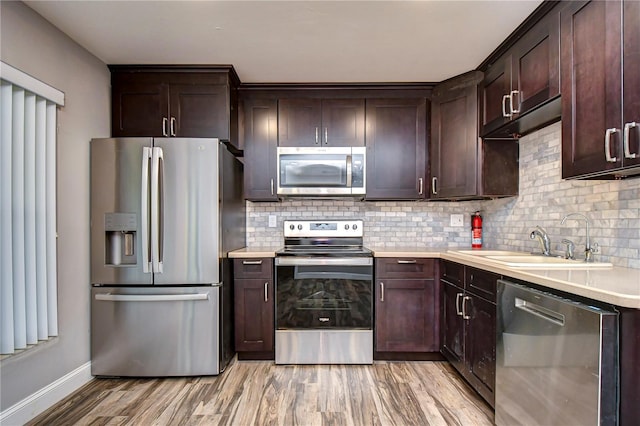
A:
515,297,565,326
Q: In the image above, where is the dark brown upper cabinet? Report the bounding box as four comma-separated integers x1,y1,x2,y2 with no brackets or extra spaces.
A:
431,71,518,200
242,98,278,201
480,8,561,139
561,0,640,179
365,98,428,200
278,98,365,147
110,66,240,148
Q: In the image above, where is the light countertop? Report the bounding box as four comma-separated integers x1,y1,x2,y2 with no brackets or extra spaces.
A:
229,246,640,308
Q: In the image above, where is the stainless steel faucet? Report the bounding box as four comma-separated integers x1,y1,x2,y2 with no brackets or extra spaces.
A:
530,226,551,256
561,213,599,262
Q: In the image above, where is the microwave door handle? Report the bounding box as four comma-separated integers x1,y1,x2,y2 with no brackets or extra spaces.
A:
346,154,353,187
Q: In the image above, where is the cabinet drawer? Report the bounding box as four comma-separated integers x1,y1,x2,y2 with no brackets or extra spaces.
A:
376,258,435,279
233,258,273,279
440,260,465,287
466,267,499,302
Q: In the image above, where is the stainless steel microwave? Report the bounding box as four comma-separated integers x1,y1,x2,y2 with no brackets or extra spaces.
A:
277,147,366,196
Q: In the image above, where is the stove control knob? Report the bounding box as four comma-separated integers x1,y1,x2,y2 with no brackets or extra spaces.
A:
344,224,350,230
352,224,358,230
289,224,295,230
297,224,303,230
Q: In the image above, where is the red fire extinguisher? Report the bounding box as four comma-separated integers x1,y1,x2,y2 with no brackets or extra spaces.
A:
471,211,483,249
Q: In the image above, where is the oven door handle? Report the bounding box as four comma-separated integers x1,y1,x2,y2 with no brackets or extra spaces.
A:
275,257,373,266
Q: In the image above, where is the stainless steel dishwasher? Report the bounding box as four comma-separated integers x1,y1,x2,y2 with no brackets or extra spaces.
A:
496,279,618,426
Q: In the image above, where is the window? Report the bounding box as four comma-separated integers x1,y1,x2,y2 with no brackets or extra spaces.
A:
0,62,64,355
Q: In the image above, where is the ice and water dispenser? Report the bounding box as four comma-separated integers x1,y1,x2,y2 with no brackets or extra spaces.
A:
104,213,137,266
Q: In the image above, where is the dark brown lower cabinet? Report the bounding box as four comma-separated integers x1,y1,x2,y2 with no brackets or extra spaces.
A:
233,258,274,360
440,260,498,408
375,258,440,357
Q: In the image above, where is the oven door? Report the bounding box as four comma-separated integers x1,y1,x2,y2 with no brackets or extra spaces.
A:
275,257,373,329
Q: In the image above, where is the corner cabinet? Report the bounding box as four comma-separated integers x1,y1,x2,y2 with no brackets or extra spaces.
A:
242,98,279,201
375,258,439,355
430,72,518,200
233,258,274,360
110,66,240,149
440,260,499,408
278,98,365,147
365,98,428,200
561,0,640,179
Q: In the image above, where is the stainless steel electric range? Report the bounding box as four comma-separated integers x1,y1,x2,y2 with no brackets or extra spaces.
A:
274,219,373,364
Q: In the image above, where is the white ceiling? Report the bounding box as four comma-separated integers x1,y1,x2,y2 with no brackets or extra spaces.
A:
24,0,543,84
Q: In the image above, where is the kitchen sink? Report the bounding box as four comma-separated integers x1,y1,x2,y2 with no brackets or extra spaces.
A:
449,250,613,268
485,255,612,268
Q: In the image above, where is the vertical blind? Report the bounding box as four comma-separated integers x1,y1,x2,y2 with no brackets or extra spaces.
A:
1,62,64,355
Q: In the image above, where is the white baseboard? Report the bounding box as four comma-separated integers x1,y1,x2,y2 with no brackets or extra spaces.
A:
0,362,92,426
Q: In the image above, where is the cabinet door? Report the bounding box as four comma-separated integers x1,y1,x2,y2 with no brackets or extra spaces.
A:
234,278,274,352
365,98,427,200
321,99,365,146
278,98,322,147
511,12,560,117
623,0,640,168
480,56,512,136
440,280,465,370
169,84,229,138
375,279,438,352
465,294,496,407
561,0,623,178
112,81,169,137
431,76,479,199
242,99,278,201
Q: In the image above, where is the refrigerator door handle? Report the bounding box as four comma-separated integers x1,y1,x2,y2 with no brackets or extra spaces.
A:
95,293,209,302
141,147,153,273
151,146,164,273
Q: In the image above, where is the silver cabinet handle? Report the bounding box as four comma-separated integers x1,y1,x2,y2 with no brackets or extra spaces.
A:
162,117,169,137
270,178,274,195
502,94,512,118
624,122,638,159
455,292,463,316
380,282,385,302
170,117,176,137
510,90,520,114
315,127,319,144
605,128,619,162
324,128,328,145
397,259,417,264
418,178,424,195
462,296,471,320
242,260,263,265
264,282,269,302
432,177,438,195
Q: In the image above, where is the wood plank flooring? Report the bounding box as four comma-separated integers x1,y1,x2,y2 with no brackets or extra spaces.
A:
27,360,493,425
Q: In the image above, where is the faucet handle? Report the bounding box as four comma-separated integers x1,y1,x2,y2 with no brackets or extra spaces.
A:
561,239,575,260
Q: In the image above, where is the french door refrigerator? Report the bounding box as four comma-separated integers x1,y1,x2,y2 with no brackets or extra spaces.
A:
90,137,245,376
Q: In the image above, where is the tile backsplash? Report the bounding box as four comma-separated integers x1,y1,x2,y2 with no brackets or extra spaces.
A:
246,121,640,269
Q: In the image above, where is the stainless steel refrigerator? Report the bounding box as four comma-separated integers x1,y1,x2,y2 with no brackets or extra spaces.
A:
90,137,245,377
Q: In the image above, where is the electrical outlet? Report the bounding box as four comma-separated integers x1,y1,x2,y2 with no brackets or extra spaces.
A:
450,214,464,227
268,215,277,228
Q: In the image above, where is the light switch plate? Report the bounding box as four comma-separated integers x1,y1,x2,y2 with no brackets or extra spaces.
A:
450,214,464,227
268,215,277,228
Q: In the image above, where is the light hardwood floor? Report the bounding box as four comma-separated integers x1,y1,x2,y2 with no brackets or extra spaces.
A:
27,360,493,425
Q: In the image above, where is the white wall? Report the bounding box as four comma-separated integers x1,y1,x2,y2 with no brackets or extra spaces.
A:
0,0,110,413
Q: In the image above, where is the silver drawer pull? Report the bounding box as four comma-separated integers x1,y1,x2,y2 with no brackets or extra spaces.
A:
318,317,330,322
242,260,263,265
397,259,417,264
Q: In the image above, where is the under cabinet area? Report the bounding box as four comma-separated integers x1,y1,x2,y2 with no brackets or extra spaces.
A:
374,258,439,356
110,66,239,145
233,258,274,360
440,260,498,408
560,0,640,179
